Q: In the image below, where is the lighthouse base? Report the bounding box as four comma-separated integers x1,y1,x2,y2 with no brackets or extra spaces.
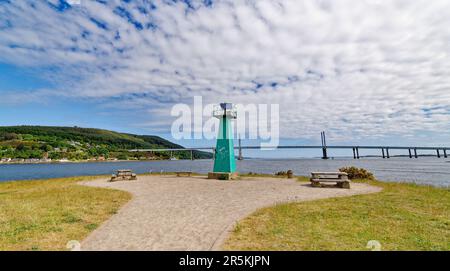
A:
208,172,238,180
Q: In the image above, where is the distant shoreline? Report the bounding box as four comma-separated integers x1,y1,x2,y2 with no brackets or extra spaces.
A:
0,158,208,165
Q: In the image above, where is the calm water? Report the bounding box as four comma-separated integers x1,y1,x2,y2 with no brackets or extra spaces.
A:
0,158,449,187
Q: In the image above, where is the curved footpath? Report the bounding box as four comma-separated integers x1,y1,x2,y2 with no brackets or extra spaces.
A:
81,175,381,251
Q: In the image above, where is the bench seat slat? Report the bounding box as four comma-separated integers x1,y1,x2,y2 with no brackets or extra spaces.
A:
313,175,345,180
311,179,348,183
311,172,348,175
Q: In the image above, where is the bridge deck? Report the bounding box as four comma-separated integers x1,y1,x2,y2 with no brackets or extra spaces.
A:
130,145,450,152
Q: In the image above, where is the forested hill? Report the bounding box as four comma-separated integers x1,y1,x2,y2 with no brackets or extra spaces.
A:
0,126,211,161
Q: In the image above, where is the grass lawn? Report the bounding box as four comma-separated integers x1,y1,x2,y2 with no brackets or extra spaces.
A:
0,176,131,251
223,179,450,251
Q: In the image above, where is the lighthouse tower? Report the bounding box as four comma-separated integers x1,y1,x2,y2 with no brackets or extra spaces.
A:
208,103,238,180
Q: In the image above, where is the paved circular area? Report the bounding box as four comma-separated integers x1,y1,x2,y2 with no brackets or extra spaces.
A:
80,175,381,251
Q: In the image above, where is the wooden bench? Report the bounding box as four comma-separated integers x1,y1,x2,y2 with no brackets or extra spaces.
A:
110,169,137,182
176,171,192,177
310,172,350,189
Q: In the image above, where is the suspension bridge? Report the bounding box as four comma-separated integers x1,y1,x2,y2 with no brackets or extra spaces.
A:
129,132,449,160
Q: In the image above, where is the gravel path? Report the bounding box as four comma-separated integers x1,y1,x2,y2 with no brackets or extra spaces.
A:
80,175,381,251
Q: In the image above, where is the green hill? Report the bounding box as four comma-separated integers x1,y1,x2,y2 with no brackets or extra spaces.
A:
0,126,212,162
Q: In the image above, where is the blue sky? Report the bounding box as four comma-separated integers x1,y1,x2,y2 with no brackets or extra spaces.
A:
1,0,450,156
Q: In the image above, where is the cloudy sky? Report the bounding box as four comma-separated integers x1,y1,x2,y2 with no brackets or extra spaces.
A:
1,0,450,150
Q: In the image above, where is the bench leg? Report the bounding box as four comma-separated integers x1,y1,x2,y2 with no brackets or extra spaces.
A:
311,181,321,187
337,181,350,189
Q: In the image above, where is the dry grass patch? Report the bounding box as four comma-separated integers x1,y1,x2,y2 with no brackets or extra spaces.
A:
223,179,450,251
0,176,131,251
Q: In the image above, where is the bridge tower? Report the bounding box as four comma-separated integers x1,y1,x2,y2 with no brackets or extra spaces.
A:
321,131,329,159
238,136,243,160
208,103,238,180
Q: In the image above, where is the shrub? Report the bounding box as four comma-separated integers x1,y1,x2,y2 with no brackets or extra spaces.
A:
275,170,294,178
275,171,287,176
1,132,18,141
339,166,375,180
218,174,229,180
287,170,294,178
117,154,129,160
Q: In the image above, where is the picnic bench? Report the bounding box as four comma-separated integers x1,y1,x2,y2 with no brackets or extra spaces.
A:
110,169,137,182
310,172,350,189
176,171,192,177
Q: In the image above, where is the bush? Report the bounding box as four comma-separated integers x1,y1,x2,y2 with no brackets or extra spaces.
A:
339,167,375,180
275,171,287,176
287,170,294,178
1,133,18,140
274,170,294,178
218,174,229,180
117,154,129,160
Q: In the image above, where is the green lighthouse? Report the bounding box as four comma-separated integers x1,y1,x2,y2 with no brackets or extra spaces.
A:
208,103,238,180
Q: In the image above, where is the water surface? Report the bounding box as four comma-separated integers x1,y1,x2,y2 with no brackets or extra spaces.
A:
0,157,449,187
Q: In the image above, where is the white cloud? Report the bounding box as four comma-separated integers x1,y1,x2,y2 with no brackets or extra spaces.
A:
0,0,450,142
